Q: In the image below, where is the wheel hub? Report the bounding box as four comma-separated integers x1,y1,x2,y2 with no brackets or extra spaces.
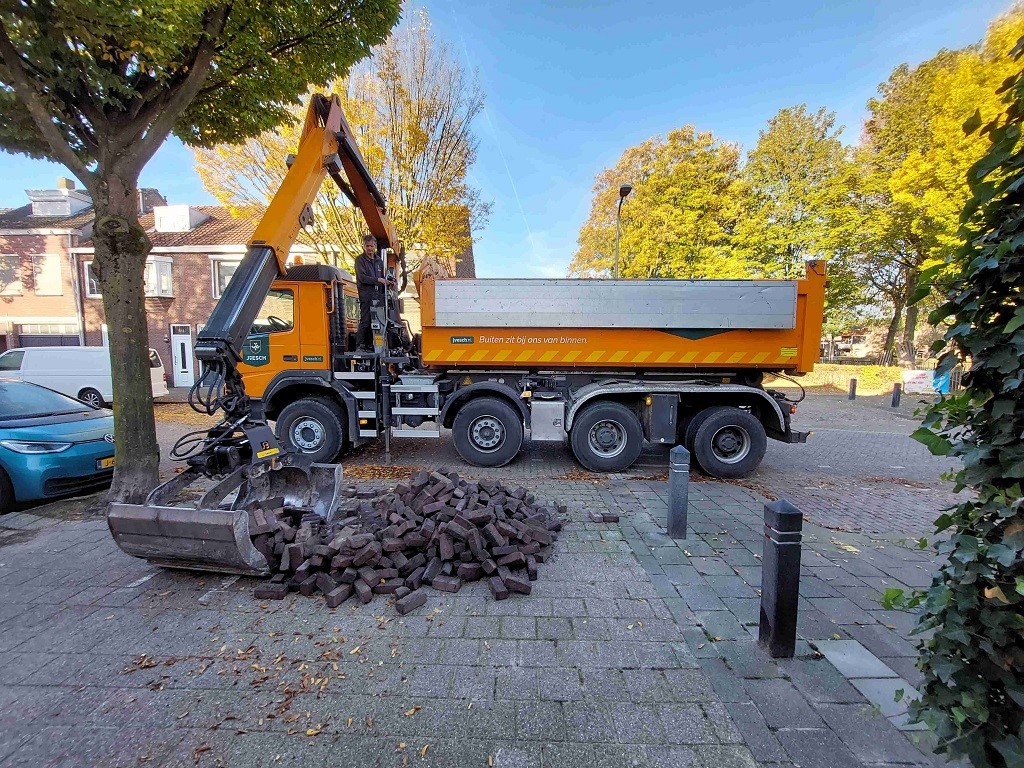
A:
711,425,751,464
292,417,325,451
589,419,626,458
470,416,504,451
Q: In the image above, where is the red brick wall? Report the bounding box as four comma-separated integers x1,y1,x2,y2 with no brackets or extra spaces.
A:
0,233,82,334
82,251,226,386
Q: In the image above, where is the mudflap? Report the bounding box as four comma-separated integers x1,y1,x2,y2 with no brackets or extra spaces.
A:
107,459,344,576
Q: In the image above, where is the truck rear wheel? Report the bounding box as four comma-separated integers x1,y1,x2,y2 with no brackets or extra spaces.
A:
453,397,524,468
570,401,643,472
276,397,345,463
691,407,766,479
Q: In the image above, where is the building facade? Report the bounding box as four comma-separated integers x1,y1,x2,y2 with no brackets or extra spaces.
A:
2,178,476,386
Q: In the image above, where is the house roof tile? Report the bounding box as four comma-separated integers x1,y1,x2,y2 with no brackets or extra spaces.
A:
0,204,95,230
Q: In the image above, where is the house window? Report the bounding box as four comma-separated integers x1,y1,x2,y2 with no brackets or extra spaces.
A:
32,253,63,296
0,254,22,296
83,261,101,297
144,257,174,298
212,259,240,299
84,256,173,298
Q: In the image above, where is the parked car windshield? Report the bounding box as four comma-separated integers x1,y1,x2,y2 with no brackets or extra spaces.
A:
0,381,94,419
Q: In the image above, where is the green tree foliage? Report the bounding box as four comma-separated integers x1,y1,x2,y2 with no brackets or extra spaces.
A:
910,34,1024,767
570,127,744,279
195,10,488,273
857,8,1024,360
734,105,864,335
0,0,400,500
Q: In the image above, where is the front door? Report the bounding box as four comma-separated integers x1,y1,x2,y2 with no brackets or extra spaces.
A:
169,324,195,387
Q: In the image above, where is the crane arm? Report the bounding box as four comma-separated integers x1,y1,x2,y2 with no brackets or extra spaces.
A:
193,93,399,416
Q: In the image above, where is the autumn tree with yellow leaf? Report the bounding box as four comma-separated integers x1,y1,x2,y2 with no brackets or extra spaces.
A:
195,10,489,273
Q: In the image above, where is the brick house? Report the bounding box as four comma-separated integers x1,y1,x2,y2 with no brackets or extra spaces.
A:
3,177,476,385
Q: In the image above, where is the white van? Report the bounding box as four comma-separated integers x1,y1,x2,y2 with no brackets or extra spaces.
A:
0,346,169,407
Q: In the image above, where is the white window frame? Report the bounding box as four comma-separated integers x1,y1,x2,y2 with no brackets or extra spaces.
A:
31,252,63,296
0,253,23,296
83,260,101,298
211,257,241,299
145,255,174,298
84,255,174,298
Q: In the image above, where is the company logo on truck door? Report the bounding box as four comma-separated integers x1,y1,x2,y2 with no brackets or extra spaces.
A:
242,334,270,367
450,335,475,344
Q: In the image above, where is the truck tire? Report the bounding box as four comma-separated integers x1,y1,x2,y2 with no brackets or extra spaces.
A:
453,397,524,468
682,406,725,453
691,407,766,479
275,397,345,463
570,401,643,472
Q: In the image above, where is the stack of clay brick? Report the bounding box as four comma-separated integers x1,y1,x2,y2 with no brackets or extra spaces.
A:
250,468,566,614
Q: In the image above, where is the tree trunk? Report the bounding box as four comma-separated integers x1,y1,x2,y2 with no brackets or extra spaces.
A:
91,171,160,503
901,269,920,365
883,298,904,365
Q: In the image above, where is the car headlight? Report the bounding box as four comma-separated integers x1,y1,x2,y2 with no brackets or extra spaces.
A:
0,440,73,454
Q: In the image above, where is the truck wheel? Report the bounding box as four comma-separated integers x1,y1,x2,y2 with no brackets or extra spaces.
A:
682,406,725,453
692,407,766,479
570,401,643,472
276,397,345,463
78,388,105,408
453,397,523,468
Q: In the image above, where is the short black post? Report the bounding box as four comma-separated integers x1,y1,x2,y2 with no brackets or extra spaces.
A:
758,499,803,658
848,378,857,400
891,382,902,408
667,445,689,539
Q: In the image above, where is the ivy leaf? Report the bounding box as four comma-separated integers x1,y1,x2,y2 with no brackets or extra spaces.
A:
911,427,953,456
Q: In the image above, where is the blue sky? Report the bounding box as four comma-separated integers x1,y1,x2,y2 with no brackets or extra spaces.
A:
0,0,1011,277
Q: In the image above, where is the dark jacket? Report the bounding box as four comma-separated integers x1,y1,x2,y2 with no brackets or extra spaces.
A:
355,252,384,298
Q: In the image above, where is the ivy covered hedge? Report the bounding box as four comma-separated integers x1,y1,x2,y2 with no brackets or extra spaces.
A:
910,37,1024,768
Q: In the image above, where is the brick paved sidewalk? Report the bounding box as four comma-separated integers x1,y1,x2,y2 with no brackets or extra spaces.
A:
611,478,951,767
0,482,755,768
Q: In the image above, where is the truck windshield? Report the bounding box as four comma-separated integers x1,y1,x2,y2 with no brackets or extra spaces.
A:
0,381,94,419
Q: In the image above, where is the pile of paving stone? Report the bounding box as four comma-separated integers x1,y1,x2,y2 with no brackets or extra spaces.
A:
248,468,567,614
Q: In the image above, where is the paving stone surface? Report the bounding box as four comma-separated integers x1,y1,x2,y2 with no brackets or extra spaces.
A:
0,480,754,768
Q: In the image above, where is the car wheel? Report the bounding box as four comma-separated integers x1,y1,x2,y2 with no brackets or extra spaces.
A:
0,467,14,513
452,397,524,468
276,397,345,463
78,388,105,408
692,407,767,479
570,401,644,472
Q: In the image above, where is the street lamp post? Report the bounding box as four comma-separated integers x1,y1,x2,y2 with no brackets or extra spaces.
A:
613,183,633,279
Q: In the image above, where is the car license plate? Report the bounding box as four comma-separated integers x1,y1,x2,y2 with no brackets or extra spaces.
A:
97,457,115,470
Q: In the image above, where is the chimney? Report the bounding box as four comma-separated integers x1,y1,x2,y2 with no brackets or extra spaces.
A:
138,188,168,215
57,177,75,191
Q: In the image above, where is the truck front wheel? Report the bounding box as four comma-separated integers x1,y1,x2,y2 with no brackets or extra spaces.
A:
570,401,643,472
452,397,524,468
276,397,345,463
691,407,766,479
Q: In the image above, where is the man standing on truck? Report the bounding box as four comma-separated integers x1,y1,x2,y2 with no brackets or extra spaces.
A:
355,234,391,352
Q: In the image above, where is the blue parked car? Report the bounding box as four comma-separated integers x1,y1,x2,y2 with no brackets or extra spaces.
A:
0,378,115,511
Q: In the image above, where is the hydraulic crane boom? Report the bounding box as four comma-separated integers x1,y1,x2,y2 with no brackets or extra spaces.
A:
107,94,405,574
194,93,399,390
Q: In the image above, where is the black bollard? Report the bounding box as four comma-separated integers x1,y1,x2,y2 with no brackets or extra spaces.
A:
667,445,689,539
848,378,857,400
891,382,902,408
758,499,804,658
